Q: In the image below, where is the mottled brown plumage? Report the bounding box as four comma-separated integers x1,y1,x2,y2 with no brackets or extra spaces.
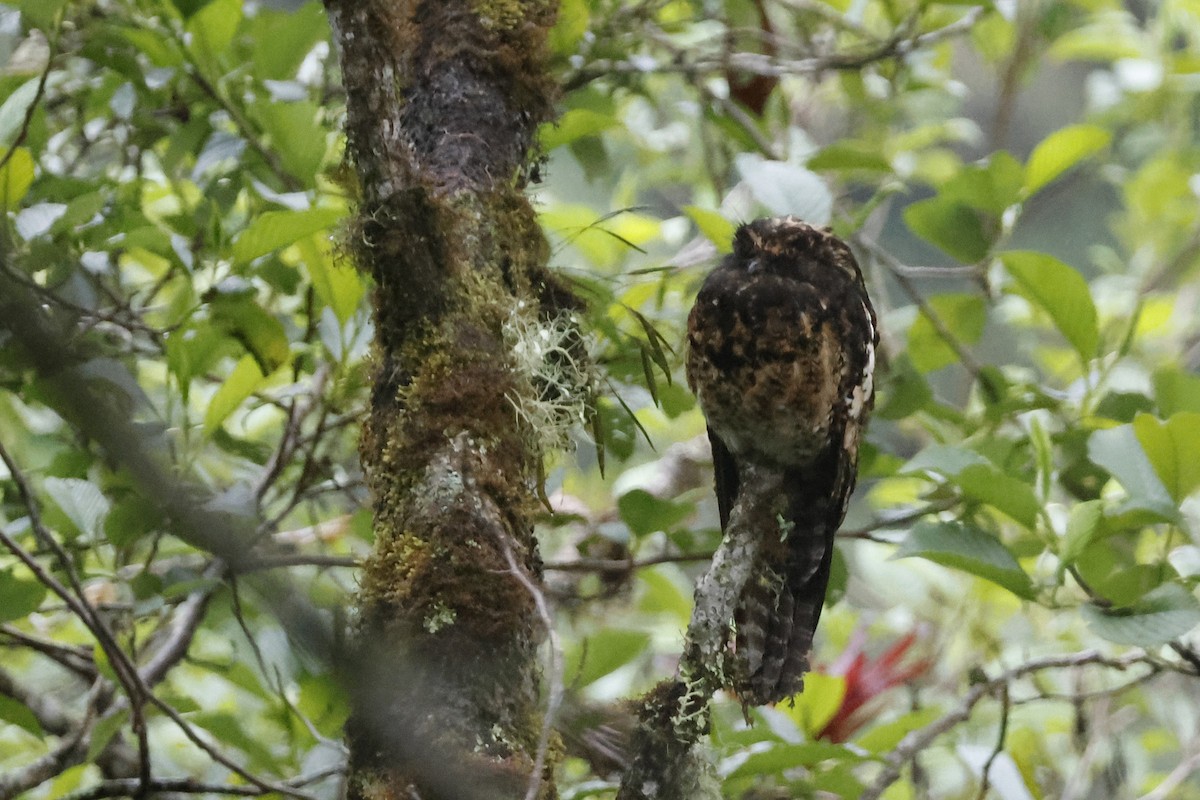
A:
686,216,878,706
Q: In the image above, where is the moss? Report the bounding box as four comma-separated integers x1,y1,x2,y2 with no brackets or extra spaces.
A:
337,3,575,795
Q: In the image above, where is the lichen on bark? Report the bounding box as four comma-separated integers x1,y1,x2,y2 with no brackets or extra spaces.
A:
323,1,567,798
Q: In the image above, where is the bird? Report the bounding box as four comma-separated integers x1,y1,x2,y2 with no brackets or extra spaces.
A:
685,216,878,706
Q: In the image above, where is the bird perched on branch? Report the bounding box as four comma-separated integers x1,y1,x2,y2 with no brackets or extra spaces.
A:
685,217,878,706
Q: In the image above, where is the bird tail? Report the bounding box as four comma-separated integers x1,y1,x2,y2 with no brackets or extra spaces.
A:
732,522,834,706
733,450,853,706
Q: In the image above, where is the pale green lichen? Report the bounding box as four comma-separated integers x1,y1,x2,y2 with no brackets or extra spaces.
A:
502,304,594,454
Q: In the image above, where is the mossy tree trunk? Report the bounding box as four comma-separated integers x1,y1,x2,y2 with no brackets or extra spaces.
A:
323,2,563,798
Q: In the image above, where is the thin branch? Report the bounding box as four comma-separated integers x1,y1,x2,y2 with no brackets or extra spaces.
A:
58,767,346,800
137,562,224,687
0,680,102,800
1137,740,1200,800
253,364,330,503
0,27,56,173
855,234,986,379
565,6,985,88
232,552,359,572
139,692,316,800
0,437,151,777
861,650,1161,800
0,666,73,734
543,500,956,574
498,536,564,800
0,624,95,678
973,684,1009,800
183,67,303,193
774,0,875,38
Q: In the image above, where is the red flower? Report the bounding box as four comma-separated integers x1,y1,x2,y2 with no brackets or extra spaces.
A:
817,628,933,743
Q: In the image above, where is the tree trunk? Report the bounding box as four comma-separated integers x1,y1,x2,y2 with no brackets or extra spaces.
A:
324,3,565,798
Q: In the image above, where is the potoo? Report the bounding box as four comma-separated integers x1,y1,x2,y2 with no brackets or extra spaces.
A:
685,217,878,706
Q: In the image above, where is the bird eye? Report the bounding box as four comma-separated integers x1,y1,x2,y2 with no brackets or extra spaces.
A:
746,258,761,273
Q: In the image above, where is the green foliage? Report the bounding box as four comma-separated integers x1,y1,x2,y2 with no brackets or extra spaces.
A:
0,1,363,796
3,1,1200,800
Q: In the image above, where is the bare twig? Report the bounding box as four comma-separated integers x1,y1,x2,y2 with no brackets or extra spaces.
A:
854,234,986,378
233,552,360,572
0,625,95,677
57,766,345,800
1137,740,1200,800
139,561,224,686
565,6,985,88
138,692,316,800
973,684,1009,800
0,26,56,173
498,536,565,800
861,650,1160,800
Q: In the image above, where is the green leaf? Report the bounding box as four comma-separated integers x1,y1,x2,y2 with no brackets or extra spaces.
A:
191,711,276,768
17,0,70,28
728,740,865,779
207,294,290,374
901,444,989,477
637,567,693,623
86,710,129,762
902,447,1039,528
1000,251,1099,361
1059,500,1104,569
1023,124,1111,197
203,354,267,434
549,0,589,56
954,464,1041,529
0,694,42,736
232,207,343,263
941,152,1024,215
166,324,233,400
186,0,242,59
893,521,1035,600
903,197,991,262
875,356,932,420
1088,425,1179,522
1048,20,1144,63
0,567,47,623
105,494,164,548
1154,368,1200,416
540,108,615,150
1082,583,1200,648
301,237,363,325
566,628,651,687
782,671,847,738
296,672,351,737
1133,413,1200,503
906,294,986,373
0,80,42,146
118,27,183,68
807,142,891,172
249,3,327,80
43,477,111,539
0,147,35,207
856,707,941,753
683,206,736,252
617,489,691,538
251,101,327,188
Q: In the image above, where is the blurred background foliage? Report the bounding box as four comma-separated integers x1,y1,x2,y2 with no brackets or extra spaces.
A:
2,0,1200,799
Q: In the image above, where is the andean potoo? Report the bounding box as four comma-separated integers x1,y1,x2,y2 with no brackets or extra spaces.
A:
685,216,878,706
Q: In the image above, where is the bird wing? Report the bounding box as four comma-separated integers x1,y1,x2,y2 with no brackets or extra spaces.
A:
773,433,860,692
707,427,740,532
